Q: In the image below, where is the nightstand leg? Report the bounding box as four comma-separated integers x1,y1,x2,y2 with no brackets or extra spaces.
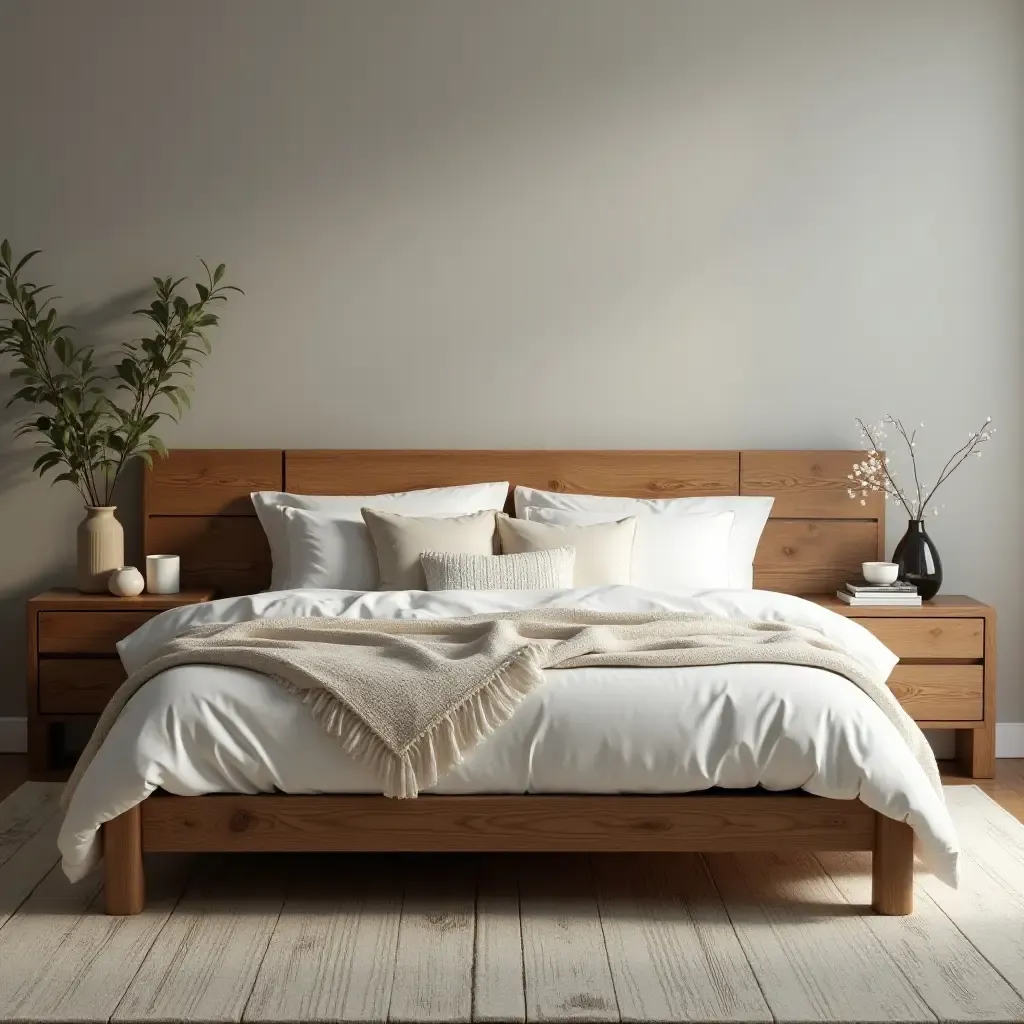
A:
955,726,995,779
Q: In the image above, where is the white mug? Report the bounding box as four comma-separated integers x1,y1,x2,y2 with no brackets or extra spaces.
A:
146,554,180,594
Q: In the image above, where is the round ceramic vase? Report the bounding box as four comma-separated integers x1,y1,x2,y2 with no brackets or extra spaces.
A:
108,566,145,597
77,506,125,593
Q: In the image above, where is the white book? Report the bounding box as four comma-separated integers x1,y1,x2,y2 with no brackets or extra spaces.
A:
836,590,922,607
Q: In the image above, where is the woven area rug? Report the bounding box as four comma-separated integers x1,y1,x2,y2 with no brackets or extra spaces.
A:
0,784,1022,1023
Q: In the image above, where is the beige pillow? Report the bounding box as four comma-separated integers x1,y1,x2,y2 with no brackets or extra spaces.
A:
361,508,498,590
496,514,636,586
421,547,575,591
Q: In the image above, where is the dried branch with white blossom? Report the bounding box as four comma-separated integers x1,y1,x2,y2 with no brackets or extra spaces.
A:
850,415,993,519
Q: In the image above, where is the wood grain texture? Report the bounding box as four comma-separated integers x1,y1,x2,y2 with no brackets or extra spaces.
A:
865,618,985,660
145,449,283,515
285,449,741,499
740,450,883,520
705,852,934,1021
28,588,217,610
0,855,192,1024
37,611,157,655
0,781,61,870
871,815,914,915
388,855,477,1024
474,854,526,1023
519,855,619,1022
0,810,64,930
887,665,983,721
146,515,271,595
104,804,144,915
112,856,286,1023
919,787,1024,996
809,594,990,617
819,850,1024,1022
752,519,879,593
593,853,771,1022
957,607,997,777
244,854,402,1024
38,658,126,714
141,794,877,853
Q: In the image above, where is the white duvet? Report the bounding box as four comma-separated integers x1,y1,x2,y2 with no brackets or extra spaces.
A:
58,586,959,885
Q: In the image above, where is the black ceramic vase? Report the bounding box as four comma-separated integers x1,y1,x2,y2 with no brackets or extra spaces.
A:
893,519,943,600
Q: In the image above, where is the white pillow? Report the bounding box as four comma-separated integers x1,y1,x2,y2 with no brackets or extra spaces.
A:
252,481,508,590
361,508,498,590
525,507,734,592
421,547,575,591
514,486,773,589
496,514,636,586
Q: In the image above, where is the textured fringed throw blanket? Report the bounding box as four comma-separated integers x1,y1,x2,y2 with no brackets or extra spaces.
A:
62,610,941,806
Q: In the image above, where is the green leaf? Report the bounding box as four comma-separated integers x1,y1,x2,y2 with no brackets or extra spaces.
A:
213,263,226,284
0,239,11,266
53,472,79,486
32,451,63,475
195,283,209,302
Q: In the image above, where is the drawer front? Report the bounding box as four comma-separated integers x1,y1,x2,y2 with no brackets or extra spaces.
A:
857,618,984,660
37,611,155,654
887,665,983,722
38,658,127,714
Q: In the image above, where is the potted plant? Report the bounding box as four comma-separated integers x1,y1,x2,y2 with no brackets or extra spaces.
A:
849,415,994,599
0,239,241,591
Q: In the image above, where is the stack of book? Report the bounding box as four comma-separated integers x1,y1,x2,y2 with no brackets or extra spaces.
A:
836,580,921,606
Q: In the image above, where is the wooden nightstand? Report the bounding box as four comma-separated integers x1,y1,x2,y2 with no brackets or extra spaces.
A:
809,595,996,779
27,588,217,779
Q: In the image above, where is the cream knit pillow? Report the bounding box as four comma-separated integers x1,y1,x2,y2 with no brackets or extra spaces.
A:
362,508,499,590
496,514,636,586
421,547,575,591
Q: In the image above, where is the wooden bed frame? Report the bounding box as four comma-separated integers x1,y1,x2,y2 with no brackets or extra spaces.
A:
103,448,915,916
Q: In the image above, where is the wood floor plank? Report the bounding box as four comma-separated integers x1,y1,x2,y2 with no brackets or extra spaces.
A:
113,854,285,1023
706,852,935,1022
0,811,64,932
818,850,1024,1021
0,782,62,870
519,855,619,1023
917,788,1024,998
474,854,526,1024
0,855,192,1023
244,853,402,1024
593,854,770,1022
387,854,477,1023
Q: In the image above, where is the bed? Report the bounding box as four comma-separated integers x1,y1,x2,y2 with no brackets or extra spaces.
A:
61,449,957,917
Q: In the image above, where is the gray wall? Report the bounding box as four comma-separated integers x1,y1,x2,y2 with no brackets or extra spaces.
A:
1,0,1021,721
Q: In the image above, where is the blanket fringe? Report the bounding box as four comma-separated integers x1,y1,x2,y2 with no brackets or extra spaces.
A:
280,645,544,797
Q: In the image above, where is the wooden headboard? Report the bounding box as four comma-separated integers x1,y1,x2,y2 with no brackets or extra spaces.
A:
143,450,884,596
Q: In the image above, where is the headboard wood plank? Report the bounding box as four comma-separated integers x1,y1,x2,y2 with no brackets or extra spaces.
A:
144,449,881,596
146,516,271,595
753,520,878,594
146,449,283,515
740,450,882,520
285,450,740,499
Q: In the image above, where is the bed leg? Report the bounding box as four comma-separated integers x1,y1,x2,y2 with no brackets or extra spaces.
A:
103,804,145,915
871,813,914,915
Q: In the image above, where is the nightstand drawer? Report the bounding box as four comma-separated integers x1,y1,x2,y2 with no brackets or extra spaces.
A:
37,611,155,654
38,658,126,713
887,665,983,721
856,618,984,660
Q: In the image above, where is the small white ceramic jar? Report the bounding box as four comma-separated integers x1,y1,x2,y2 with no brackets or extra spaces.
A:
146,554,180,594
108,566,145,597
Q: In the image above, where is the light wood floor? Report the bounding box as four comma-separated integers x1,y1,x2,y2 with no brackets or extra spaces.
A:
1,779,1024,1023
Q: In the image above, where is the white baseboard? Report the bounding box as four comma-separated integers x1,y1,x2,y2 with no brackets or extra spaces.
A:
0,718,27,754
1,714,1022,759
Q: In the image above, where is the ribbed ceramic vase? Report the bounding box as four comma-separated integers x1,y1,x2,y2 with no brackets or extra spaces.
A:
76,506,124,593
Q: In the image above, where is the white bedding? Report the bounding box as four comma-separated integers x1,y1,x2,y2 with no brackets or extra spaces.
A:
58,586,959,886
